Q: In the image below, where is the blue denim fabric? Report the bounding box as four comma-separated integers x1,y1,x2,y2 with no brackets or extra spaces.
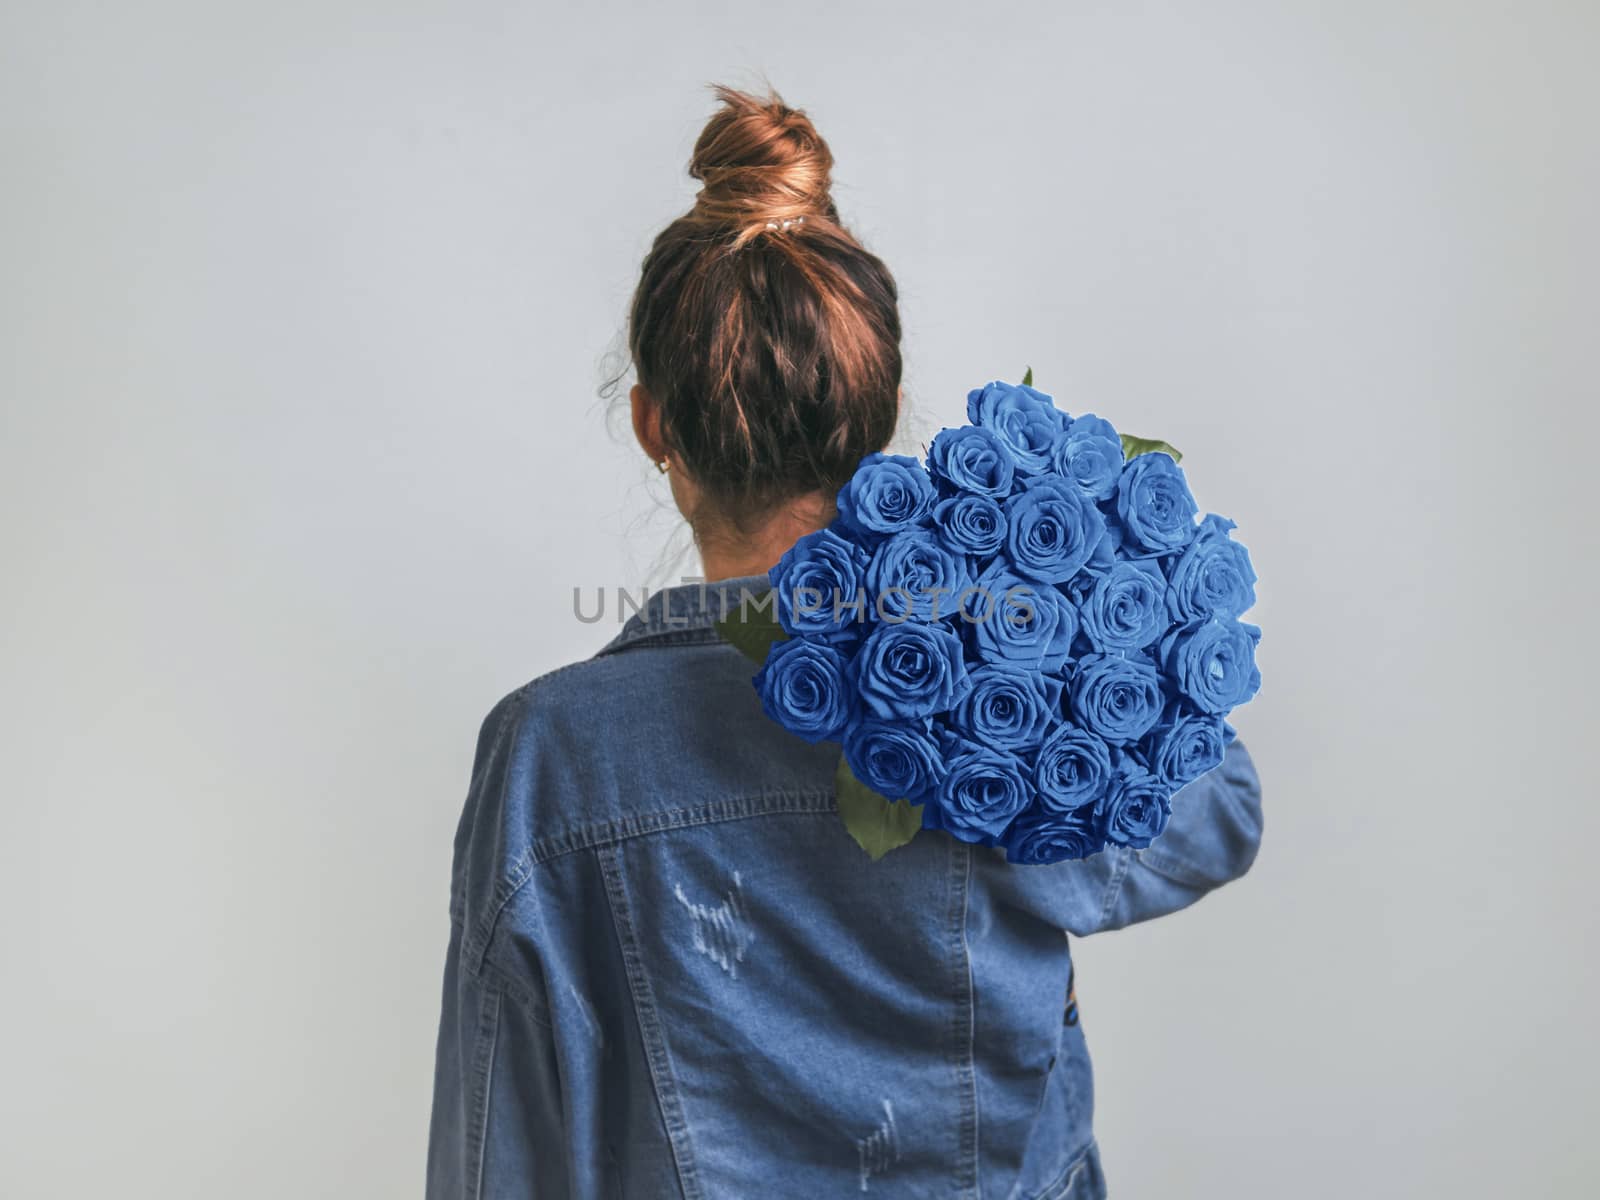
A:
426,576,1264,1199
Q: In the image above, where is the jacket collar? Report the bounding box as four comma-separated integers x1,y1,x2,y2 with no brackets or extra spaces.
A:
596,574,773,656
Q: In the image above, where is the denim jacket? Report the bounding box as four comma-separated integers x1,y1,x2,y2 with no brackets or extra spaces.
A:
426,575,1264,1199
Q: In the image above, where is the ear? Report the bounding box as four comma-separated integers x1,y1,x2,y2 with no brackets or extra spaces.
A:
630,383,669,466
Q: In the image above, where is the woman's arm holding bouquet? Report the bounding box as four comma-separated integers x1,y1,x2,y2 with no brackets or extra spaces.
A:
1081,736,1263,934
982,738,1263,937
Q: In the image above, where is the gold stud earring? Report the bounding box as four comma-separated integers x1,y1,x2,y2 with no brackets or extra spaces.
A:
656,458,670,474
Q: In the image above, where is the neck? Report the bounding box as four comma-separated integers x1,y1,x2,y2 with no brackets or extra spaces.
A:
696,492,832,582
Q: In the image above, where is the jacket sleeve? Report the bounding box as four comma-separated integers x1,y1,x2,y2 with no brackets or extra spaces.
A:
1088,736,1265,933
425,915,568,1199
996,737,1265,937
427,690,568,1198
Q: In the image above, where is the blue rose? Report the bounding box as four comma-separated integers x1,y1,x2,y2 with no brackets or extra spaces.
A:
1080,560,1167,653
866,529,971,622
1072,520,1125,581
843,719,946,804
1116,452,1198,554
1165,513,1257,623
950,665,1063,752
1066,413,1118,441
753,638,855,743
836,452,938,541
770,527,871,638
933,493,1006,558
923,735,1032,844
927,425,1016,498
1095,764,1172,849
1004,476,1107,583
1002,806,1107,864
1145,711,1227,789
1069,653,1164,744
962,565,1078,672
1050,414,1124,501
853,620,972,720
1160,618,1261,715
966,380,1069,475
1033,723,1114,813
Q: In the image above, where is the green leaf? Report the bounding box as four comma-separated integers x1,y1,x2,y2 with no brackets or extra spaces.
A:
1119,433,1183,464
835,755,923,860
714,592,787,665
1021,365,1034,387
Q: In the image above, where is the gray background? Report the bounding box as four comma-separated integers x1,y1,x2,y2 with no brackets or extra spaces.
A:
4,1,1596,1196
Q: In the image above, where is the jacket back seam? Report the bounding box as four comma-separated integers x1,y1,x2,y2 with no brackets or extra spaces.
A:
950,838,981,1198
596,843,704,1200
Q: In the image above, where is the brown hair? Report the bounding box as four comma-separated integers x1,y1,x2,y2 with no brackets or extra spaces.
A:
626,84,902,526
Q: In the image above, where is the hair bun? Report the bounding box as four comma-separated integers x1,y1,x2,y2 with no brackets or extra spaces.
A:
688,84,838,231
627,82,901,515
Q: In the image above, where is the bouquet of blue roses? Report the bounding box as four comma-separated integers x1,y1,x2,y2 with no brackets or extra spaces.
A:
717,373,1260,864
